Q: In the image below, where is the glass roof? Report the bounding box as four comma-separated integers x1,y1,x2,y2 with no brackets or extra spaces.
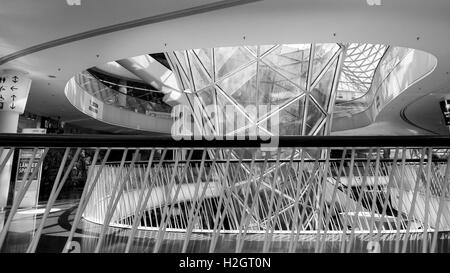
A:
337,43,388,100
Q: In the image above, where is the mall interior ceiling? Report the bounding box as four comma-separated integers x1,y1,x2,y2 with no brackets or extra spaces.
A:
0,0,449,135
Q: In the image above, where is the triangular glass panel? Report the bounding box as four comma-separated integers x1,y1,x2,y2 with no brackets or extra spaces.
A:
304,98,325,136
262,44,310,90
214,46,254,80
172,62,190,90
196,86,216,108
259,45,277,57
258,64,301,119
310,58,338,111
193,48,213,78
174,51,191,82
273,96,305,136
194,86,218,134
217,62,257,109
215,88,254,135
311,43,339,85
179,66,193,91
187,51,212,91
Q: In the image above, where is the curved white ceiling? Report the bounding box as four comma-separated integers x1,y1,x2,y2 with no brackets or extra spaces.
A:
1,0,449,134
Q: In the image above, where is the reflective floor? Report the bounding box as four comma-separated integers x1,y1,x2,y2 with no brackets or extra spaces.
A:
1,200,449,253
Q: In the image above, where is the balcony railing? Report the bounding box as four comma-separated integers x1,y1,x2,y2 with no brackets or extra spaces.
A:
75,71,172,114
0,134,449,253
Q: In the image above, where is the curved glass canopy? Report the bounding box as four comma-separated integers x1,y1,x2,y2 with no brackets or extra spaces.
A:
337,43,388,102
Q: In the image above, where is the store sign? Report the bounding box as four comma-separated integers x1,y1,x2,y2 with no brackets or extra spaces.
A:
440,99,450,126
14,129,46,208
83,94,104,119
22,128,47,134
0,70,32,114
14,149,44,208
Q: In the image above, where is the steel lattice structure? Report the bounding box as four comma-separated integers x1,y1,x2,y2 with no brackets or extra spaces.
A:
337,43,388,102
166,43,345,137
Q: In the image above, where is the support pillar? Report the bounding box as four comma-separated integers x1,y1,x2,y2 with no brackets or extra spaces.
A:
0,69,32,209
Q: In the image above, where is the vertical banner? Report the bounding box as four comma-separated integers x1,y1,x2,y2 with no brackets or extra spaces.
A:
14,128,46,208
14,149,44,208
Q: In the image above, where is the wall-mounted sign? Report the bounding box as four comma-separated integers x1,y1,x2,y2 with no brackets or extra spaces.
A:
83,94,104,119
440,99,450,126
0,70,32,114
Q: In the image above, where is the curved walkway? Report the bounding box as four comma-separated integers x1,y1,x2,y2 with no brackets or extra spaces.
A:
64,73,173,134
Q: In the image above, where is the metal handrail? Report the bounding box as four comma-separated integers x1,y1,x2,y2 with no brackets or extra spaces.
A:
1,134,450,148
2,134,449,253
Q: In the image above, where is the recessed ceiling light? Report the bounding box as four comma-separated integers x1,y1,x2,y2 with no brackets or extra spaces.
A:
66,0,81,6
366,0,382,6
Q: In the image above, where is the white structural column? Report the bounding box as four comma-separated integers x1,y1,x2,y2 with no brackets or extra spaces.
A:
0,69,32,209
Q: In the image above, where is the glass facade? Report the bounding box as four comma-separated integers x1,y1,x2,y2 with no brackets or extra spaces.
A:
167,44,344,137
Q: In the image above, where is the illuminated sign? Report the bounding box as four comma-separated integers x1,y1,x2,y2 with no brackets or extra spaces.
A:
66,0,81,6
366,0,382,6
14,129,46,208
14,149,44,208
0,70,32,114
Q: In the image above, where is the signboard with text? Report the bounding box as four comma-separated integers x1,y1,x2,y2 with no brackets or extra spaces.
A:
14,149,44,208
0,70,32,114
14,129,46,208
